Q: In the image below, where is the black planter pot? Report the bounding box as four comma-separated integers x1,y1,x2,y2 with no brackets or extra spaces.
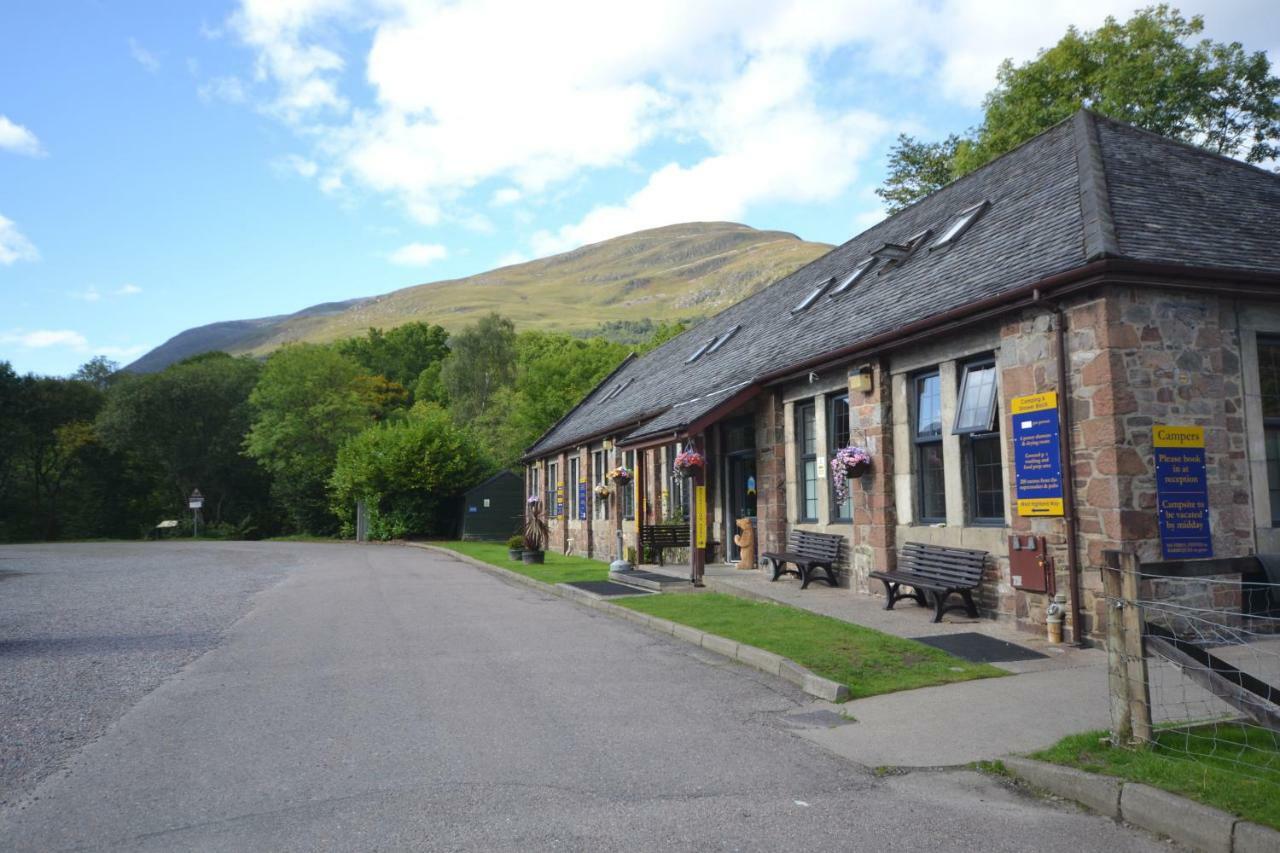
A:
508,548,523,561
844,460,871,479
522,550,545,564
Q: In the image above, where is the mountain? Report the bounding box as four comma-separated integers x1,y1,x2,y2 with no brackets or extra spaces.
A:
127,222,833,372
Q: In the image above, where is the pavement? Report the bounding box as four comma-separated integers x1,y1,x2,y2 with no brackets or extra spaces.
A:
0,541,1173,851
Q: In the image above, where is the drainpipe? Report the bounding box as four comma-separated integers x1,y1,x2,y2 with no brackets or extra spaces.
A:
1052,303,1087,647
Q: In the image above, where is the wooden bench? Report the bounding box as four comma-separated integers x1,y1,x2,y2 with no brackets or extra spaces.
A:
639,524,689,566
869,542,988,622
762,530,843,589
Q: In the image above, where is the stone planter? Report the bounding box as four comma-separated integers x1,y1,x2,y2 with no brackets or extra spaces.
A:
508,548,524,561
522,550,546,564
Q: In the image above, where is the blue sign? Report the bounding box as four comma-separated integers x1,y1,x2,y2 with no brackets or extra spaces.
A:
578,481,588,520
1011,392,1065,516
1154,425,1212,560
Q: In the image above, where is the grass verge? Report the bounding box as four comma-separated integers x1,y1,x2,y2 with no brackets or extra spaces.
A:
434,540,610,585
1032,725,1280,830
615,592,1004,700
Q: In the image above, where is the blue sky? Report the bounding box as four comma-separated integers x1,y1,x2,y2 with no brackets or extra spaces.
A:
2,0,1277,376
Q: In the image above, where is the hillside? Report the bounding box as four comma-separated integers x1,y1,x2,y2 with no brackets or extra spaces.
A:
128,222,832,372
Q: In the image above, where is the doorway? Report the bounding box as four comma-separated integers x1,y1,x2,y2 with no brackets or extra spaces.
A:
722,417,757,563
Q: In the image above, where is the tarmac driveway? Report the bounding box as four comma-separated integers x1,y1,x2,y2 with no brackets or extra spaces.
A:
0,542,1172,851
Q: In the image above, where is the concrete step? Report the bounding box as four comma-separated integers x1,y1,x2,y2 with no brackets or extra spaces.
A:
608,570,698,593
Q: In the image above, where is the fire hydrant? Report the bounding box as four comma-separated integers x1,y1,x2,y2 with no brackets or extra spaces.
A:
1046,593,1068,644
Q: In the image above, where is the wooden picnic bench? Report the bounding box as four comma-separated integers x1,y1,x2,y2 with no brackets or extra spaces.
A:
639,523,689,565
869,541,988,623
761,530,843,589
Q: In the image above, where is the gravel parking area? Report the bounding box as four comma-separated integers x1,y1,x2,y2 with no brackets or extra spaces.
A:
0,541,294,806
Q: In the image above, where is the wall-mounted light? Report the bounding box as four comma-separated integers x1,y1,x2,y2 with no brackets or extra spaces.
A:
849,366,873,393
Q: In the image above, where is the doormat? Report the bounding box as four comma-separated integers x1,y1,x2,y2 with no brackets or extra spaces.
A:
565,580,653,597
910,632,1048,663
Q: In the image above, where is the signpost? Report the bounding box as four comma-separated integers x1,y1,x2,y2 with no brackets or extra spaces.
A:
578,479,588,521
188,489,204,538
1011,392,1065,516
1153,425,1212,559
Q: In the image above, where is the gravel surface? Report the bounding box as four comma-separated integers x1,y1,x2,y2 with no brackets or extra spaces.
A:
0,541,294,806
0,542,1173,851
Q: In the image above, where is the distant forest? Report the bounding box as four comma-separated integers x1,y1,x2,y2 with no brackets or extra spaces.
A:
0,315,684,542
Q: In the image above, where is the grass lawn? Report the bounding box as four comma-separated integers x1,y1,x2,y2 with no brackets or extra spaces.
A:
434,540,610,585
616,592,1004,700
1032,725,1280,830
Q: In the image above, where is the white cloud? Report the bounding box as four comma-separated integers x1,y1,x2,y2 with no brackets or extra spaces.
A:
0,214,38,265
278,153,318,177
129,37,161,73
72,283,144,302
2,329,88,349
387,241,448,267
491,188,522,207
198,75,249,104
116,283,143,296
0,115,44,157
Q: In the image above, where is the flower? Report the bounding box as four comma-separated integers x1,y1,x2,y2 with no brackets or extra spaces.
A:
593,484,611,499
527,495,541,505
831,446,871,501
672,449,705,476
607,465,632,483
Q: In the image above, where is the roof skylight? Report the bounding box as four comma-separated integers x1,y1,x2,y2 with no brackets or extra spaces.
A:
828,258,876,297
601,378,633,401
932,201,989,249
685,340,714,364
792,278,833,313
705,325,740,354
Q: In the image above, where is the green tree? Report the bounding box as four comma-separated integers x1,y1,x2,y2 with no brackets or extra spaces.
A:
330,404,490,539
336,322,450,393
96,352,270,529
878,5,1280,211
244,344,389,534
72,356,120,391
439,313,517,423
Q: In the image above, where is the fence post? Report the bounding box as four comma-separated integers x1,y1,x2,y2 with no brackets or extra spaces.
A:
1102,549,1153,746
1102,550,1133,745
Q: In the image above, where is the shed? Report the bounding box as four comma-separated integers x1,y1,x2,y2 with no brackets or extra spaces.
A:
459,471,525,542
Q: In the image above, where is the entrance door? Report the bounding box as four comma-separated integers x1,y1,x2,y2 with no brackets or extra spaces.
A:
726,454,757,561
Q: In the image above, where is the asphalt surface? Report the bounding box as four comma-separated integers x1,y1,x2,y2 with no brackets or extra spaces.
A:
0,542,1174,851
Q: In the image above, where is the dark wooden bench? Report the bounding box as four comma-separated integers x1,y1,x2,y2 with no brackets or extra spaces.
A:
762,530,843,589
869,542,988,622
639,524,689,565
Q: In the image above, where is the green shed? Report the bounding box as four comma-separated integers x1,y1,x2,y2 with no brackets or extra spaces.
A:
459,471,525,542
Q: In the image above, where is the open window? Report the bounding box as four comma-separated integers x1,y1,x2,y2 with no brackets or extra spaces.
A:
953,360,998,435
705,325,740,355
792,278,833,313
932,201,989,250
828,258,875,297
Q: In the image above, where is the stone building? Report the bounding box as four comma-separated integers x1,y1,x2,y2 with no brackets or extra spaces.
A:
522,109,1280,643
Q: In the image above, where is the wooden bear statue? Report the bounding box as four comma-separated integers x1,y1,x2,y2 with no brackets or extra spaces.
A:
733,517,756,570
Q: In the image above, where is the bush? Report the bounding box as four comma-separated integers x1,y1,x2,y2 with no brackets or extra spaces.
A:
506,534,525,550
330,404,490,540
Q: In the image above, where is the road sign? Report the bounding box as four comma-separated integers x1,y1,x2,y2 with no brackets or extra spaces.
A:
188,489,204,510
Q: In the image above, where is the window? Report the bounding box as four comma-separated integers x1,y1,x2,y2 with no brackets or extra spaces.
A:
686,340,713,364
592,450,609,520
954,357,1003,524
828,259,875,297
528,465,540,500
828,394,852,521
545,461,560,518
792,279,833,314
569,456,581,520
665,442,689,523
1260,339,1280,524
954,360,998,434
705,325,740,354
797,402,818,521
602,378,633,401
622,450,636,520
915,372,946,522
932,201,989,249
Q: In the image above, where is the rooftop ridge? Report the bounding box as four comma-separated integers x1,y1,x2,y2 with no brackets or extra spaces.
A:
1072,109,1120,261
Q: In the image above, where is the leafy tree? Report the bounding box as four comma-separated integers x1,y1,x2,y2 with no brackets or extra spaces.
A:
336,322,450,392
439,313,517,422
244,344,389,533
96,352,269,528
330,404,490,539
72,356,121,391
878,5,1280,210
636,320,690,353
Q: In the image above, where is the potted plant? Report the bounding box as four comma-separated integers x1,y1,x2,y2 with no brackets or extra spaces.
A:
606,465,632,485
831,446,872,501
593,483,611,501
522,497,549,564
672,448,705,477
506,534,525,561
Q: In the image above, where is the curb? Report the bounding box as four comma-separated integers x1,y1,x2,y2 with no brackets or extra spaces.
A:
407,543,850,703
1002,757,1280,852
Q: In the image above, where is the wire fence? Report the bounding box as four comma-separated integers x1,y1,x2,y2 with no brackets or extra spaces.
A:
1102,550,1280,786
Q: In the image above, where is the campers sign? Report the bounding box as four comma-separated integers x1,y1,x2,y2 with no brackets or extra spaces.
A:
1153,425,1212,560
1011,392,1065,516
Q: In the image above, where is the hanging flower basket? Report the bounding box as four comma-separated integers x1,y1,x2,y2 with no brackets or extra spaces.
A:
607,465,632,484
831,446,872,501
672,449,706,478
593,484,611,500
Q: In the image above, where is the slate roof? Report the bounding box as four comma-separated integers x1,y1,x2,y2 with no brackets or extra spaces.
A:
525,110,1280,459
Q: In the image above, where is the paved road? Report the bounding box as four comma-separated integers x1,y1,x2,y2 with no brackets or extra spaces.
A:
0,542,1171,851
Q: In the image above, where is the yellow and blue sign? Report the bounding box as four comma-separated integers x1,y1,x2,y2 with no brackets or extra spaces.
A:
1154,425,1212,559
1012,392,1065,516
577,479,588,520
695,485,707,549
